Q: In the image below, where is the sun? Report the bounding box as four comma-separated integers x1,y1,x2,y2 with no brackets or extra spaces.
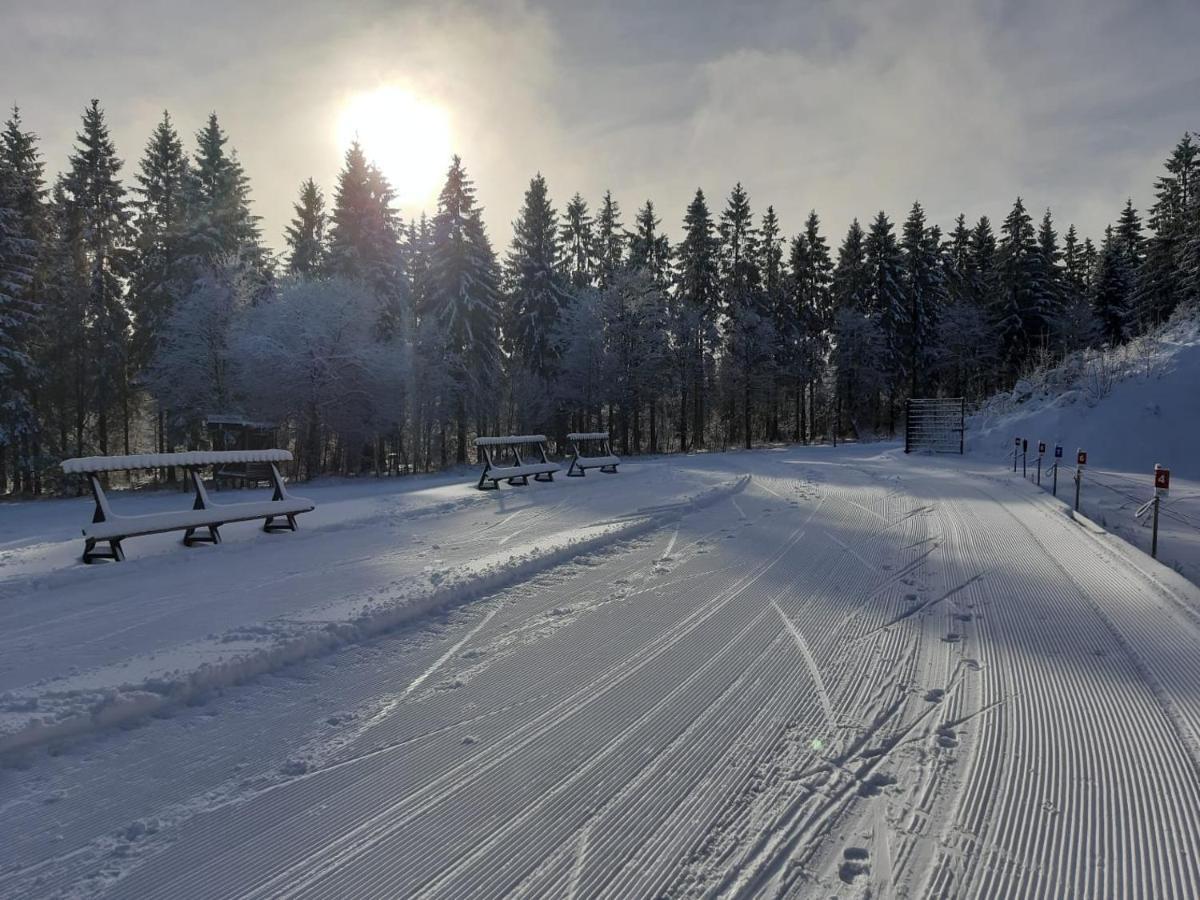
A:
337,86,452,209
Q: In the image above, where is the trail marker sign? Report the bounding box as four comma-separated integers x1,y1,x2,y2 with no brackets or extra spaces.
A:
1015,437,1021,447
1155,466,1170,494
1055,445,1063,459
1038,441,1046,455
1077,449,1088,466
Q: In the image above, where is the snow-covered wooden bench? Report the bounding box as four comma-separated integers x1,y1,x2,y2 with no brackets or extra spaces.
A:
475,435,560,490
61,450,315,563
566,432,620,477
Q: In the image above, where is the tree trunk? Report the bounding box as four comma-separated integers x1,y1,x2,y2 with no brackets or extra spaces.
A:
679,383,689,452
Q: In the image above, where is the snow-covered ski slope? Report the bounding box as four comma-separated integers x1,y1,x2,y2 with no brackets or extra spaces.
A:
5,445,1200,897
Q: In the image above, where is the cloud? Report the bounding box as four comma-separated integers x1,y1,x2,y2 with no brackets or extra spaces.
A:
2,0,1196,254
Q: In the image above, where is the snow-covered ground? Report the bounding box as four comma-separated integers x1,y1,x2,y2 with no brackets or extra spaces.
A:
5,444,1200,897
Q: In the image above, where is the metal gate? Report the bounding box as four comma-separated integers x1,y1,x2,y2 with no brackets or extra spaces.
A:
905,398,965,454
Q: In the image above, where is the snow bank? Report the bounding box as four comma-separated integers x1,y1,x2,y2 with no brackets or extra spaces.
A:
969,311,1200,473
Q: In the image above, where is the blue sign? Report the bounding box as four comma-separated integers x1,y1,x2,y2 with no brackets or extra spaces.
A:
1054,445,1063,459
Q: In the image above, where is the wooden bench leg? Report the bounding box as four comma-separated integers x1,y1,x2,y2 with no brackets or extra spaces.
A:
263,514,298,533
83,538,124,563
183,524,222,546
601,465,618,474
478,470,498,490
567,459,584,476
534,471,554,482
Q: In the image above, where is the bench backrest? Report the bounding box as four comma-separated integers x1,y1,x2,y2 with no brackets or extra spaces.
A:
62,449,293,475
474,436,552,469
474,435,549,447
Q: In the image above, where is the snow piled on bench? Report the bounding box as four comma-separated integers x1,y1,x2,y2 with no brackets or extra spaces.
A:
62,449,293,474
567,432,610,441
474,435,548,446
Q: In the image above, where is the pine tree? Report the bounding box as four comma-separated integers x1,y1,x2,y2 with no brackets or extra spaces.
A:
900,201,944,397
284,178,327,276
1138,138,1199,326
865,210,905,421
505,172,571,379
946,214,973,306
188,113,265,275
60,100,133,456
717,184,768,448
560,193,594,289
1058,223,1097,350
832,219,880,436
426,155,502,462
130,111,193,385
674,189,720,449
594,190,624,291
938,214,991,398
0,107,46,492
833,219,871,313
327,142,407,334
785,211,832,442
1093,225,1131,344
0,148,37,492
995,197,1048,374
628,200,672,289
1034,209,1065,348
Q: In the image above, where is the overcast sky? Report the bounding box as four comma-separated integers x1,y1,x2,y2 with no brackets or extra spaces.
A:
3,0,1198,254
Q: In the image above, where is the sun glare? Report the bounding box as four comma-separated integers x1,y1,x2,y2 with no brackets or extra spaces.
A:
337,86,452,209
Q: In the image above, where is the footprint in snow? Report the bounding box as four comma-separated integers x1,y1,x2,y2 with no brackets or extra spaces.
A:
839,847,871,883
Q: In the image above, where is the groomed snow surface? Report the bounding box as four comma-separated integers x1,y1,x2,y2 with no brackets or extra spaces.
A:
4,445,1200,897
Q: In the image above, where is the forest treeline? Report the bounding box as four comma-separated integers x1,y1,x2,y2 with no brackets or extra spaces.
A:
1,101,1199,491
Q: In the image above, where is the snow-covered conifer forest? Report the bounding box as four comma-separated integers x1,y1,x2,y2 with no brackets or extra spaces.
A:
3,98,1198,492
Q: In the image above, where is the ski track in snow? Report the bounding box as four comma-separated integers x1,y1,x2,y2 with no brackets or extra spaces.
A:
5,447,1200,898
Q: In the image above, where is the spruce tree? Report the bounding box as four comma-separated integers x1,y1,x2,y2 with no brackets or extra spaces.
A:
717,184,768,448
1138,138,1198,325
284,178,327,277
1035,209,1065,347
427,156,502,461
130,111,192,383
594,190,624,291
865,211,905,419
1093,225,1131,344
832,219,878,434
560,193,594,289
327,142,407,334
674,190,720,449
60,100,133,456
188,113,265,274
628,200,672,289
1058,223,1097,350
0,107,46,491
900,201,944,397
0,145,37,492
786,211,832,442
995,197,1047,374
504,172,571,379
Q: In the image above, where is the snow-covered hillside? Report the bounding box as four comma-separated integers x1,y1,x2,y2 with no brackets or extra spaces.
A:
970,312,1200,471
969,311,1200,583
